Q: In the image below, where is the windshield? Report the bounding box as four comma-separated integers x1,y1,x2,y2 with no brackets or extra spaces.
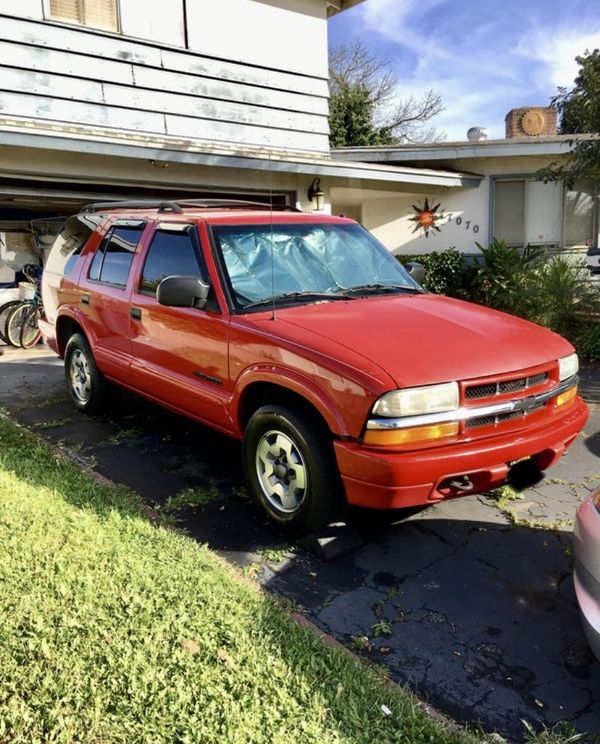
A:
211,222,422,310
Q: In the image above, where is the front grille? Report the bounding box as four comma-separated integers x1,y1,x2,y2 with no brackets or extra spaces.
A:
465,371,549,400
499,378,527,394
466,401,545,430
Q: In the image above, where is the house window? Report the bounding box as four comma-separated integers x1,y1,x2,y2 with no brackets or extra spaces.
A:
494,178,599,250
47,0,119,32
493,178,563,247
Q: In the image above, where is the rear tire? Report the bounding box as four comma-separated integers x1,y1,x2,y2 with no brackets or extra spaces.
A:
5,303,29,347
243,405,342,533
64,333,110,414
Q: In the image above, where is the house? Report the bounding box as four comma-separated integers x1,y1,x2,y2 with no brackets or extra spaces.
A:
332,106,598,264
0,0,480,292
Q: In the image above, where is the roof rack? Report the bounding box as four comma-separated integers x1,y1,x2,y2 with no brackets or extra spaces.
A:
80,199,301,214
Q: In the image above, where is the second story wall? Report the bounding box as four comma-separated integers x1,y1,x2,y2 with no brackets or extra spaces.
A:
0,0,331,154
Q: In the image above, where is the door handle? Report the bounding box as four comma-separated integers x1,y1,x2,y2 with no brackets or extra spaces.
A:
130,307,142,320
81,293,90,305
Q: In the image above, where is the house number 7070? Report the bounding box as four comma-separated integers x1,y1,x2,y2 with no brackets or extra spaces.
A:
446,213,480,233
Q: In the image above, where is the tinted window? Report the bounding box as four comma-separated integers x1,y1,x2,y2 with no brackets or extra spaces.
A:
89,226,143,288
45,215,101,276
140,229,202,295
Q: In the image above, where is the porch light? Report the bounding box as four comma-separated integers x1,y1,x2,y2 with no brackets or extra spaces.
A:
308,178,325,211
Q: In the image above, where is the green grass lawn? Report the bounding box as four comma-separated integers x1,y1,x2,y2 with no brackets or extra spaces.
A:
0,415,566,744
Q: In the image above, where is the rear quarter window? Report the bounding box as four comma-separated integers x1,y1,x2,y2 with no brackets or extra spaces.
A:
89,225,144,288
45,215,101,276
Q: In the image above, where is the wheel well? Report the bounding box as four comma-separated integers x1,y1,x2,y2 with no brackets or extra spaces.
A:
238,382,334,437
56,317,85,356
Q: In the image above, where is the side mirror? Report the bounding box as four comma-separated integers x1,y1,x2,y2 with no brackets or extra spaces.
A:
405,261,425,285
157,275,211,309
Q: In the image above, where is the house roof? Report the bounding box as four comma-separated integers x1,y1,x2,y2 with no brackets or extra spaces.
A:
332,133,597,163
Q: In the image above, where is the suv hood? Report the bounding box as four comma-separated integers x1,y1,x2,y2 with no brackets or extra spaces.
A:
275,294,572,388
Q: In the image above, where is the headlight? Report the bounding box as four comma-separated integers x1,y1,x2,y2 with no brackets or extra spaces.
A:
372,382,459,418
558,353,578,381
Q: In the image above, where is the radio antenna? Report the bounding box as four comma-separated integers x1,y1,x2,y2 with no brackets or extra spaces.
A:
269,152,275,321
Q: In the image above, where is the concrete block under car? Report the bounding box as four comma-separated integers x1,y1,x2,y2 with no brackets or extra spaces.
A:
299,522,364,561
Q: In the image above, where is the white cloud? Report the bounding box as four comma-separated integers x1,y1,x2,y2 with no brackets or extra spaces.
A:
515,29,600,89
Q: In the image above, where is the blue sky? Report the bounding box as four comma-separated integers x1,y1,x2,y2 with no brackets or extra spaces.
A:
328,0,600,141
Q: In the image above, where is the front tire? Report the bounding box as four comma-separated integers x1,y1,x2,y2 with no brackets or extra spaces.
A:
243,405,342,533
64,333,110,414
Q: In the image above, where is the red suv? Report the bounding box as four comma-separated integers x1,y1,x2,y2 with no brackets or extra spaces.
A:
41,200,588,532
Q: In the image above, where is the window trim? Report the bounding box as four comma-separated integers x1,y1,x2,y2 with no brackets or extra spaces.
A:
43,0,122,34
137,224,206,298
87,221,145,289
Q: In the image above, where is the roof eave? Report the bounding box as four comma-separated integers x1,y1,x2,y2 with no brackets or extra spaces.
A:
326,0,365,17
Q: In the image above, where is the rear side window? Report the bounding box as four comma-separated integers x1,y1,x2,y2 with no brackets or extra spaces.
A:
89,225,144,288
139,228,203,296
45,215,101,276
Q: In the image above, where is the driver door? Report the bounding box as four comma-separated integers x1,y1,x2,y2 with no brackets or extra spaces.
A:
128,223,231,431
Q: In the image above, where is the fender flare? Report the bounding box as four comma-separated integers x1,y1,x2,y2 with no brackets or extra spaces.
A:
55,308,96,355
232,365,351,437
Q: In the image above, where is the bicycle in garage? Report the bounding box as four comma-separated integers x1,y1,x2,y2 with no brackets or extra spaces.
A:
2,265,44,350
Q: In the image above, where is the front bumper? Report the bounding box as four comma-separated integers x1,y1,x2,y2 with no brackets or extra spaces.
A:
335,396,588,509
574,495,600,661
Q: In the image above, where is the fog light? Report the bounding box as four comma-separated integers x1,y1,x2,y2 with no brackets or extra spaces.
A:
363,421,459,446
556,386,577,407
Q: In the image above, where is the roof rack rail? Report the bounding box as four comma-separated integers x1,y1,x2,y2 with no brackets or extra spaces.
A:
80,199,301,214
174,199,301,212
80,200,183,214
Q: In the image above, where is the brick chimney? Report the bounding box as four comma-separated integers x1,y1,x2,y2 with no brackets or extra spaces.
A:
505,107,557,138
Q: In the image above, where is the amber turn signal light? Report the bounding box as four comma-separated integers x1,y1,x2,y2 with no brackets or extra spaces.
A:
363,421,459,446
555,385,577,408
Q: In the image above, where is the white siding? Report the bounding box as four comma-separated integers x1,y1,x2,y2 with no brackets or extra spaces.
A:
186,0,329,78
0,12,330,154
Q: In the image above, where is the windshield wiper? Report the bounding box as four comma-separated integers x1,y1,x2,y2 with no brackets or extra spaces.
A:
342,283,424,296
241,290,351,311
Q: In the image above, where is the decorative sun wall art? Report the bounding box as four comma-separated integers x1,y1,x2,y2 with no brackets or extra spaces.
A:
409,198,443,237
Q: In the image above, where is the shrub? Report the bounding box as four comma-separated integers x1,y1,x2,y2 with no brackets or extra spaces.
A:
568,324,600,362
533,256,600,337
398,248,471,298
469,239,546,318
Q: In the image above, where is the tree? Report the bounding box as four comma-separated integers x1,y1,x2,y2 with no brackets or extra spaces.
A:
328,40,445,148
537,49,600,187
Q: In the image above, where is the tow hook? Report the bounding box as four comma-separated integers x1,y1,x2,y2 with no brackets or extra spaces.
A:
448,475,474,492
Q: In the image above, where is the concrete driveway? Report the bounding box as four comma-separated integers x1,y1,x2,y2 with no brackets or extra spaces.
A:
1,346,599,742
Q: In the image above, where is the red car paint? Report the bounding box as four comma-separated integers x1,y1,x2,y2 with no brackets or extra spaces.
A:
41,208,588,510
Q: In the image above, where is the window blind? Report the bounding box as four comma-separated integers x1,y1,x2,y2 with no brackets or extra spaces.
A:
525,181,562,246
49,0,84,24
49,0,118,31
493,180,524,245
